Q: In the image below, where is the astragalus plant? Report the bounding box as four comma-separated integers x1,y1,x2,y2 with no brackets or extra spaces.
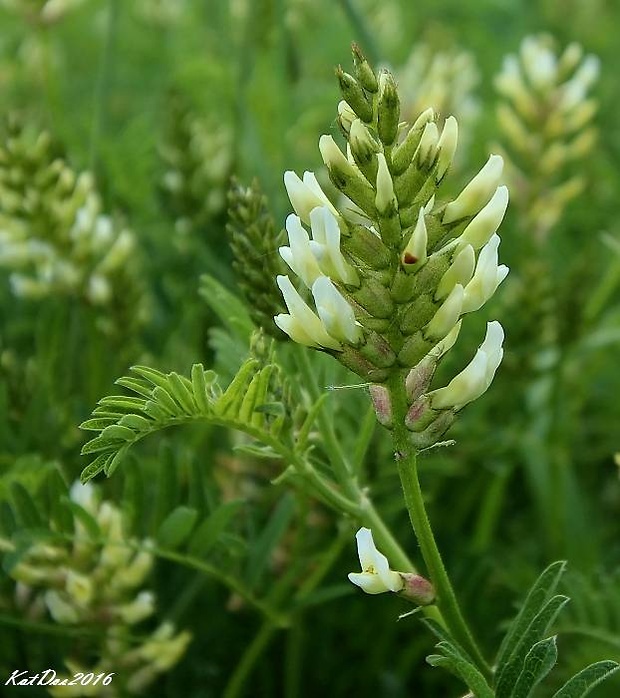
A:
77,44,619,697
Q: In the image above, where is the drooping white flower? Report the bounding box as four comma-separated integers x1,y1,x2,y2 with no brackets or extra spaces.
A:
274,275,341,350
457,185,509,251
462,234,509,313
312,276,362,345
279,214,323,288
308,206,359,285
430,321,505,409
347,528,404,594
284,171,339,225
443,155,504,224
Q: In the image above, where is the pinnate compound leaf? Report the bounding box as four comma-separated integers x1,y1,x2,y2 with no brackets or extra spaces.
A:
80,359,287,483
552,660,620,698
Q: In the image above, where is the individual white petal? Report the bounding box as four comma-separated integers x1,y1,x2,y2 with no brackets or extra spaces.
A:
443,155,504,224
462,235,509,313
436,245,475,299
425,284,464,340
348,572,394,595
284,171,338,225
312,276,361,345
480,321,505,387
436,116,458,179
274,314,320,347
279,214,323,288
309,207,359,285
457,186,509,251
276,276,341,350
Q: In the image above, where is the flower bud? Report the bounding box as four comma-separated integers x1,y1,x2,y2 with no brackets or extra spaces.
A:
377,70,400,146
398,573,435,605
436,245,475,299
401,207,428,271
443,155,504,224
369,385,392,427
375,153,397,216
391,107,434,174
425,284,463,340
336,67,373,122
436,116,458,180
284,170,339,225
416,121,439,168
352,43,378,93
457,185,509,251
337,100,357,134
45,590,79,624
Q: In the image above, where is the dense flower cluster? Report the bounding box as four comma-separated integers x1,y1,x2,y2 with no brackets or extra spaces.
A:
0,118,145,331
274,45,509,445
4,482,190,696
495,34,599,240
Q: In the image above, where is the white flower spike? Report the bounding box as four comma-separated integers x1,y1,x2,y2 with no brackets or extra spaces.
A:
348,528,404,594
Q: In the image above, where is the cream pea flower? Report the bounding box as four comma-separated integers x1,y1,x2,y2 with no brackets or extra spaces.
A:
348,527,404,594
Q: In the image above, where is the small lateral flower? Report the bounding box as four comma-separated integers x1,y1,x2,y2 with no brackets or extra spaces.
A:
348,528,404,594
273,275,341,350
430,321,504,409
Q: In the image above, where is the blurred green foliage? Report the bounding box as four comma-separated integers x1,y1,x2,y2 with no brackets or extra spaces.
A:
1,0,619,696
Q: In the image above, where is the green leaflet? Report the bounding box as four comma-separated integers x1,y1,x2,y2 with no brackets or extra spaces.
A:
509,636,558,698
188,501,245,557
157,506,199,549
423,620,494,698
495,594,569,697
552,660,620,698
495,560,566,669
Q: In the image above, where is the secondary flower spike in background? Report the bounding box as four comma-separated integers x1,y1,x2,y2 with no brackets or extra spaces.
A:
274,44,510,449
